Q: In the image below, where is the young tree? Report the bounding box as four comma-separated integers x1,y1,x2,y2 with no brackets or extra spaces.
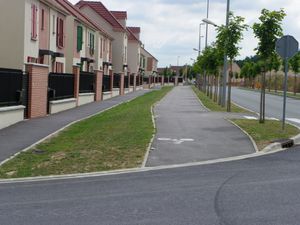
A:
216,12,248,112
252,8,286,123
289,52,300,95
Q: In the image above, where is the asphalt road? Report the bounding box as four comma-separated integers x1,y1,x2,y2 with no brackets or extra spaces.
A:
146,86,255,166
232,87,300,126
1,147,300,225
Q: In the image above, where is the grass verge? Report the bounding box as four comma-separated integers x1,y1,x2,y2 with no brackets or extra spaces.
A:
231,119,299,150
0,87,173,179
192,86,251,113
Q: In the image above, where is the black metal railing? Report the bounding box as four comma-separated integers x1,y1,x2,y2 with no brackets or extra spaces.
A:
143,77,149,84
164,77,169,83
124,76,129,88
0,68,23,107
103,75,111,92
178,77,183,83
48,73,74,100
130,75,135,86
113,74,120,88
80,72,95,93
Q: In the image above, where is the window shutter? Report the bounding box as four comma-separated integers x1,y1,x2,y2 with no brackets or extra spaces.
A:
77,26,83,52
31,4,37,40
56,17,60,46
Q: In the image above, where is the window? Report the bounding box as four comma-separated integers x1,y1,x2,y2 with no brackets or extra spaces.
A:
56,17,64,48
89,32,95,55
124,46,127,63
109,42,112,62
41,9,45,30
31,4,37,40
77,26,83,52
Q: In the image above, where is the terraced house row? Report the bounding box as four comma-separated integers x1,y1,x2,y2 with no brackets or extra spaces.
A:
0,0,166,130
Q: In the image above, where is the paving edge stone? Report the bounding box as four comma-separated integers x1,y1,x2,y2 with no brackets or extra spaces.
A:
226,119,259,153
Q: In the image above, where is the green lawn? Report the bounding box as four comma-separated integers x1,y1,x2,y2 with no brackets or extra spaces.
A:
0,87,173,179
192,86,250,113
232,119,299,150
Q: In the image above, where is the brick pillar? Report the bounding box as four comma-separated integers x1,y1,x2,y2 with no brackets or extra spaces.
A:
26,63,49,118
94,70,103,101
175,76,178,86
120,73,125,96
73,66,80,106
110,70,114,97
161,76,164,86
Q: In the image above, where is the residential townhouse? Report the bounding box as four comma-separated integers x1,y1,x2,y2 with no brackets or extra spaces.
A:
0,0,68,72
126,26,142,90
141,47,158,77
76,1,128,75
55,0,113,74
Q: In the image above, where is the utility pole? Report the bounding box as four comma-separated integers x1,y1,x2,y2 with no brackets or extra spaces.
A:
221,0,230,107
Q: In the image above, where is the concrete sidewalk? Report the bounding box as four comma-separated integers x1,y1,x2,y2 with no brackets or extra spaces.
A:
146,86,255,167
0,90,149,163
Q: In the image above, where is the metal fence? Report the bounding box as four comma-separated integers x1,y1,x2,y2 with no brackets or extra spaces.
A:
113,74,120,88
80,72,95,93
103,75,111,92
0,68,23,107
178,77,183,83
143,77,149,84
48,73,74,100
130,75,135,86
164,77,169,83
124,76,129,88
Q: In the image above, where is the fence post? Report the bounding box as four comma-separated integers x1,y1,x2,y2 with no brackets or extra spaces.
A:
26,63,49,118
73,66,80,106
94,70,103,101
161,76,164,86
120,73,125,96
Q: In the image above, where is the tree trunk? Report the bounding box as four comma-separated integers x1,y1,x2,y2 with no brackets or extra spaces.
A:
259,70,266,123
227,62,233,112
214,75,218,102
294,74,297,96
275,73,278,93
218,73,222,105
268,71,272,92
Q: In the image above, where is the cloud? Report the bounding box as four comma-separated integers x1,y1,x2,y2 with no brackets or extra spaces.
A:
70,0,300,67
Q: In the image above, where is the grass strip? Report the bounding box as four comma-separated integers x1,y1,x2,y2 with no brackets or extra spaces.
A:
192,86,251,113
0,87,173,179
231,119,299,150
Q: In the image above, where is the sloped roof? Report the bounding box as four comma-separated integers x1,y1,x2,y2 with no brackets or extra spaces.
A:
127,26,141,34
126,27,140,43
56,0,113,39
111,11,127,20
142,47,158,62
76,1,126,31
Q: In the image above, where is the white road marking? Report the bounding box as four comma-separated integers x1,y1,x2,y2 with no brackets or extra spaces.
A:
158,138,195,145
287,118,300,124
158,138,171,141
266,117,279,121
244,116,258,120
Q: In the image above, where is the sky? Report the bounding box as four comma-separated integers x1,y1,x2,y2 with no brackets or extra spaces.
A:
70,0,300,68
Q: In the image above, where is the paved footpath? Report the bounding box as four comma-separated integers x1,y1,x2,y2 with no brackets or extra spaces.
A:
0,90,149,163
146,86,255,166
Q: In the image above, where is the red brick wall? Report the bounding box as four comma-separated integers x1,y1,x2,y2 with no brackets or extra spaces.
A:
95,70,103,101
120,73,125,96
26,64,49,118
73,66,80,105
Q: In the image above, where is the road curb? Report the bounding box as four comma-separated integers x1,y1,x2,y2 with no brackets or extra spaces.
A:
226,119,259,152
191,86,211,112
0,90,150,167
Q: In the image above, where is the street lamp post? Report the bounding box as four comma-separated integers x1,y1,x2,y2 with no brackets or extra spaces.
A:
205,0,210,48
221,0,230,107
198,23,205,57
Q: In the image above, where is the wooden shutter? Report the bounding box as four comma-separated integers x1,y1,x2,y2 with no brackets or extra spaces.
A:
31,4,37,40
77,26,83,52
